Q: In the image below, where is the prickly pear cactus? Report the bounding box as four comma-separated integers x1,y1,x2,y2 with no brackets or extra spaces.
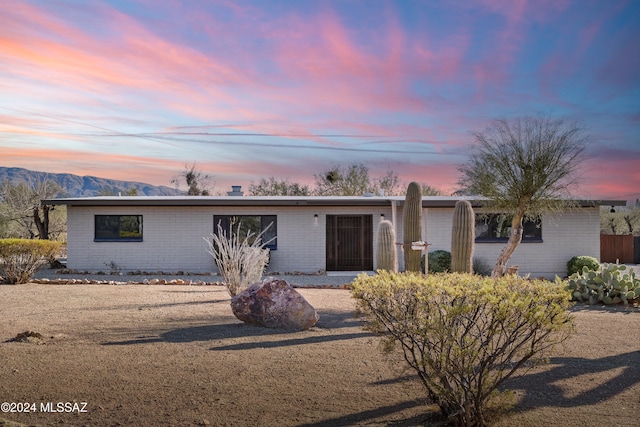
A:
566,263,640,306
403,182,422,272
450,200,475,273
376,220,397,272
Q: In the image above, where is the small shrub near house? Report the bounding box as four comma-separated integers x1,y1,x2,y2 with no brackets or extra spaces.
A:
0,238,62,284
351,271,574,427
566,255,600,277
567,262,640,306
422,250,451,273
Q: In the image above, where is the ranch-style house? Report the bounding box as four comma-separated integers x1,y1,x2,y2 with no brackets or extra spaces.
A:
44,191,626,278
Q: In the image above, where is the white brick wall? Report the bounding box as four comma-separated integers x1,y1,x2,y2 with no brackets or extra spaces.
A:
392,206,600,278
66,204,600,277
68,205,332,273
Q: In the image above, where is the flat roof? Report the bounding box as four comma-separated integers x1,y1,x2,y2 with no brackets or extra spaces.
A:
43,195,627,208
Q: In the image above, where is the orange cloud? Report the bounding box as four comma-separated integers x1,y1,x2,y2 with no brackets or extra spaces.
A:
0,2,260,121
3,146,182,183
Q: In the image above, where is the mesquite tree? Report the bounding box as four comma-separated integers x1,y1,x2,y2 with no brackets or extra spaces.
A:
458,114,586,277
0,177,62,239
248,177,311,196
313,162,401,196
171,163,214,196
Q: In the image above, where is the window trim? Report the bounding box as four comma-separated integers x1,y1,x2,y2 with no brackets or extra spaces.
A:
213,215,277,250
94,215,143,242
474,213,542,243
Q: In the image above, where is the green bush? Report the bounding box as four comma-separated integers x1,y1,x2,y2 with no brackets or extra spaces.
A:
351,271,574,427
422,250,451,273
567,262,640,306
0,238,62,284
566,255,599,276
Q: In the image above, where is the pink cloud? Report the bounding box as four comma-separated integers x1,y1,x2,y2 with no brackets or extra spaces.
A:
0,123,77,141
419,34,470,84
3,146,180,183
581,156,640,200
477,0,571,25
1,0,636,203
0,1,465,139
0,2,268,123
263,8,433,116
469,0,575,103
575,1,627,57
597,34,640,90
5,142,637,202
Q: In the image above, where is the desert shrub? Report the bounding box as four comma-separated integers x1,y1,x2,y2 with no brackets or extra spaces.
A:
204,222,275,297
566,255,599,276
351,271,574,427
472,257,493,276
422,250,451,273
0,238,62,284
567,262,640,306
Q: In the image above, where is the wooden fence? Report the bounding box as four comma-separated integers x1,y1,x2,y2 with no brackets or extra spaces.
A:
600,234,639,264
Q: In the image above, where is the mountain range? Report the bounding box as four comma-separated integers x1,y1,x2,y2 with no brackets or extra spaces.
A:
0,166,182,197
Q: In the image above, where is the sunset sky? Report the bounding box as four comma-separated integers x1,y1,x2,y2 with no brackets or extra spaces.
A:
1,0,639,200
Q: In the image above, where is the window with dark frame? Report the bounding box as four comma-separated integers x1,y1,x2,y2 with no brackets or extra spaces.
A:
213,215,277,249
95,215,143,241
474,214,542,243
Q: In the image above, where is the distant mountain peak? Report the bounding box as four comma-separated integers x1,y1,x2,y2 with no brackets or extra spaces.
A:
0,166,183,197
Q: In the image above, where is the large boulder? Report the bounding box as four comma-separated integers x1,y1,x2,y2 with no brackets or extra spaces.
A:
230,277,319,330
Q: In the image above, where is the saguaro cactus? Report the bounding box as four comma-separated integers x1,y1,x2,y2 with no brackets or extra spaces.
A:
451,200,475,273
376,220,397,272
403,182,422,272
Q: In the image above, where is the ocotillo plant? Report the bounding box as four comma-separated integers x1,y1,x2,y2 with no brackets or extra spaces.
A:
403,182,422,272
451,200,475,273
376,220,397,272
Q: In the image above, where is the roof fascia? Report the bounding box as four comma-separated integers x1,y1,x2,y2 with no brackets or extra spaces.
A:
41,196,627,208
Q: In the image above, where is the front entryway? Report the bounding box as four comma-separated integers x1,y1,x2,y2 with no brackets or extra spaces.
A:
326,215,373,271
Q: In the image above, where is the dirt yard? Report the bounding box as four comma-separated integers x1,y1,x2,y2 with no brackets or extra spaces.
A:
1,282,639,427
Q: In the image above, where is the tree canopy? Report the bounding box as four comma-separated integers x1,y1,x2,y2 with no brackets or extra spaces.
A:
248,177,311,196
171,163,214,196
174,161,441,197
420,183,443,196
313,162,402,196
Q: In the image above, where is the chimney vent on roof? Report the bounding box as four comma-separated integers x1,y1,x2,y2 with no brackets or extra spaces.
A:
227,185,244,196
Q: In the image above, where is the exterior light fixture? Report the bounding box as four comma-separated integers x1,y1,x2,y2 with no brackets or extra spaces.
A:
314,214,319,225
610,206,616,213
380,213,385,221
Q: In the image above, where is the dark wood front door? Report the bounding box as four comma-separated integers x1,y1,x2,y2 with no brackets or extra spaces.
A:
326,215,373,271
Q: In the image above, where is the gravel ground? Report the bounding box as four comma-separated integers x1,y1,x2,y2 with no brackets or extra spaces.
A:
33,268,362,287
2,278,639,427
34,263,640,286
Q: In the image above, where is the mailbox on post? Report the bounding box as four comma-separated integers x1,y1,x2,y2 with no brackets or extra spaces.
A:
410,241,429,274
